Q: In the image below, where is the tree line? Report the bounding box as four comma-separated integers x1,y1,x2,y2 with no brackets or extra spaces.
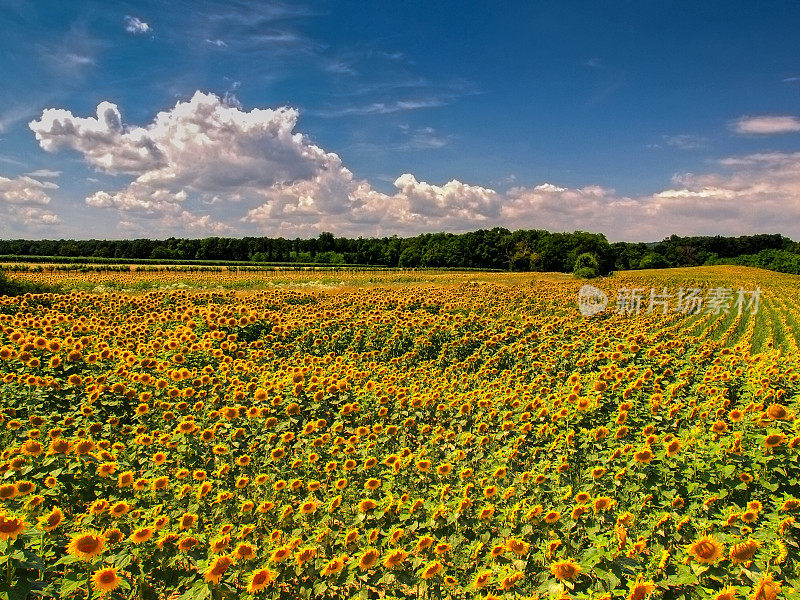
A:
0,230,797,274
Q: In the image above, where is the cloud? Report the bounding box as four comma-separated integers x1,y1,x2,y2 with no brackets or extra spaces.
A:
124,16,151,35
30,101,166,174
5,205,61,226
25,169,61,178
0,174,57,205
325,61,356,75
731,115,800,135
0,175,60,230
662,134,707,150
29,92,351,232
397,126,451,150
38,22,101,77
311,99,448,117
26,92,800,240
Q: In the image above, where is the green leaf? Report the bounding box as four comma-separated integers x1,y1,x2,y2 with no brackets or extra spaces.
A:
61,572,84,597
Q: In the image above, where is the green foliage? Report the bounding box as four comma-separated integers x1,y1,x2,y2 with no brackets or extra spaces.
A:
0,268,59,296
717,249,800,275
573,252,600,278
638,252,670,269
0,231,796,274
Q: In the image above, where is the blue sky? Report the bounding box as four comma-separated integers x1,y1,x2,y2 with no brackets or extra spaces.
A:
2,0,800,241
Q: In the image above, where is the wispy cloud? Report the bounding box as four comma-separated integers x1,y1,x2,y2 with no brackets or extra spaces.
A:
0,105,37,133
659,134,708,150
26,169,61,178
123,15,151,35
325,61,356,75
310,99,448,118
38,21,101,76
731,115,800,135
397,125,451,150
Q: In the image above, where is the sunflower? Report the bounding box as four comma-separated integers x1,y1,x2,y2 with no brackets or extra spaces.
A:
634,448,654,463
15,481,35,496
298,500,317,515
358,548,380,570
666,439,682,457
294,546,317,566
751,573,781,600
365,478,381,491
270,547,291,563
729,539,759,564
627,575,656,600
383,548,408,569
109,501,130,518
593,496,615,513
204,555,233,584
358,499,378,512
473,571,493,589
436,463,452,476
434,542,452,555
499,572,524,591
421,561,443,579
233,542,257,561
66,531,106,560
246,567,276,592
550,559,581,581
38,507,63,532
713,587,738,600
506,537,529,556
781,499,800,511
544,510,561,524
741,510,758,523
91,567,121,595
478,505,495,520
571,505,588,519
177,536,199,552
179,512,198,530
0,484,17,500
321,556,346,576
0,513,26,541
687,535,724,564
765,433,785,449
117,471,134,487
210,536,231,554
129,527,154,544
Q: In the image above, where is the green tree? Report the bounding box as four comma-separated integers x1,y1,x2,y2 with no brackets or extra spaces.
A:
573,252,600,278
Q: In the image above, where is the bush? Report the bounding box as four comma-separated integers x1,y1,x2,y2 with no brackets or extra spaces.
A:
573,252,600,278
638,252,670,269
0,269,59,296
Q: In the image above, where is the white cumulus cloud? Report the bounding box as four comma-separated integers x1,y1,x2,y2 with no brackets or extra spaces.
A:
24,92,800,240
124,16,151,35
0,174,57,205
731,115,800,135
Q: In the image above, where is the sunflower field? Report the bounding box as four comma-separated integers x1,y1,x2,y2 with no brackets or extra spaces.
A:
0,266,799,600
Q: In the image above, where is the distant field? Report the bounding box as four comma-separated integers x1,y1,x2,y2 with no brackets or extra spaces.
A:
0,265,798,599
